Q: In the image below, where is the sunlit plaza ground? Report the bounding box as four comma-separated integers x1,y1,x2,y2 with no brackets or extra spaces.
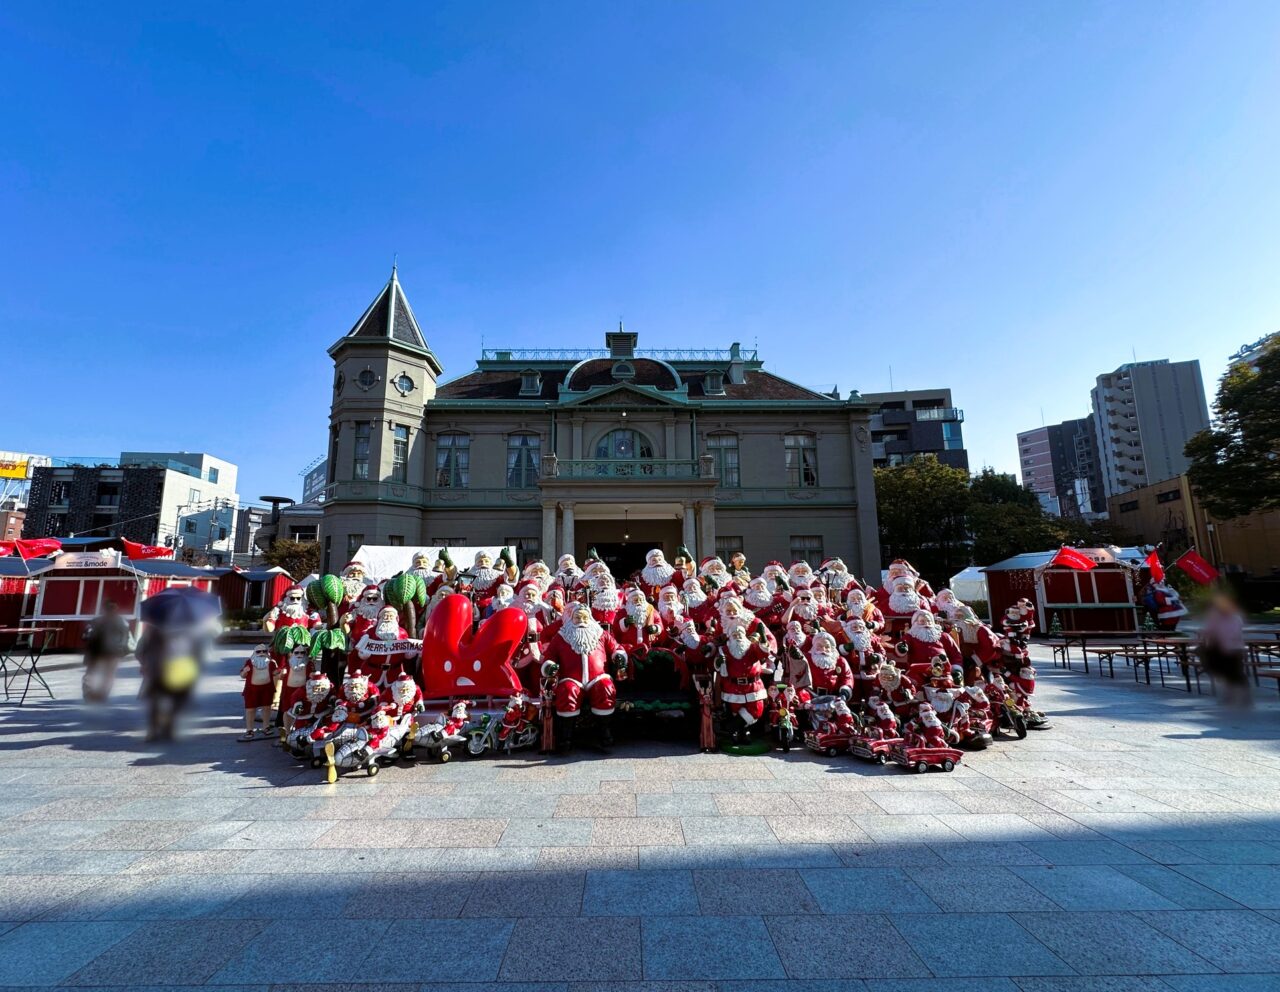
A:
3,642,1280,990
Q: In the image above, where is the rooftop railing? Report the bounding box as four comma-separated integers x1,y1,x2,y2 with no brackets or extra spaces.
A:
481,348,758,362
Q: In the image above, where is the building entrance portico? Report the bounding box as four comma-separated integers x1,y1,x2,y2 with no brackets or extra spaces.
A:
541,495,713,569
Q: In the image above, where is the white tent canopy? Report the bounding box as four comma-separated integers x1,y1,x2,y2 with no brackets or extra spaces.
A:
947,566,989,604
350,546,505,582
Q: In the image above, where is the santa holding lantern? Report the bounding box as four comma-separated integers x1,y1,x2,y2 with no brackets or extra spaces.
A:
470,548,518,614
896,609,962,682
540,602,627,750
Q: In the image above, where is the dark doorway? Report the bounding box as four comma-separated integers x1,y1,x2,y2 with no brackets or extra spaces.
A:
591,543,649,581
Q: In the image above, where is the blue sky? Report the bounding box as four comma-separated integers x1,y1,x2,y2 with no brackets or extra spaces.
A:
3,2,1278,503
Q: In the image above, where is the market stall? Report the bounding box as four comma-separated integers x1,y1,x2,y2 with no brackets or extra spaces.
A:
983,546,1147,634
214,567,293,613
0,558,52,629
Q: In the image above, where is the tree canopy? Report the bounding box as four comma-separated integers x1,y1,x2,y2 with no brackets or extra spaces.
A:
262,539,320,579
1186,336,1280,519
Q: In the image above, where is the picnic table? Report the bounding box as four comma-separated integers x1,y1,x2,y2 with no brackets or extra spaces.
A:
0,626,60,704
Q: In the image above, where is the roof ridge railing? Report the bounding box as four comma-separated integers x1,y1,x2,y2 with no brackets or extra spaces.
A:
481,348,759,362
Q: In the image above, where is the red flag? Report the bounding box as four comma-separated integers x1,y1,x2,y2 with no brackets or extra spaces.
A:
122,538,174,560
1174,549,1219,585
1145,549,1165,583
1049,546,1096,571
0,541,13,557
15,538,62,559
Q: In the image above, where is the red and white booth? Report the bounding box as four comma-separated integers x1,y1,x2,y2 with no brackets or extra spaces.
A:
0,558,53,629
31,550,217,646
983,546,1146,634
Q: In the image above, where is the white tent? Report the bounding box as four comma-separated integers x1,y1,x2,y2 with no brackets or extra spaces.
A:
351,545,504,582
948,566,989,604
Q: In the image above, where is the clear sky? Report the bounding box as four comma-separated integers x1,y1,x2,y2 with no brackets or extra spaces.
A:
3,2,1278,503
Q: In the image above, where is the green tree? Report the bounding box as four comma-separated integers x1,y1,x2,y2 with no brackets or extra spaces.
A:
967,468,1066,566
1186,336,1280,519
262,539,320,579
874,456,971,587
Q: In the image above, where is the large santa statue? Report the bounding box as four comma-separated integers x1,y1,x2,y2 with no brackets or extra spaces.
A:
699,556,733,594
510,582,549,694
612,585,664,670
950,605,1004,680
716,625,772,743
784,586,823,636
638,548,678,600
877,574,929,631
896,609,961,682
717,594,777,653
654,584,686,629
760,561,789,597
354,606,411,686
805,629,854,700
1143,580,1188,630
838,616,883,704
843,587,885,634
340,560,370,608
540,602,626,749
682,578,714,626
263,586,317,636
787,559,816,593
470,549,517,613
588,573,621,624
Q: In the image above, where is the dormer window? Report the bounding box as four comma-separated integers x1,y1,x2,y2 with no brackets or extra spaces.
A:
519,369,542,396
612,361,636,382
704,370,726,395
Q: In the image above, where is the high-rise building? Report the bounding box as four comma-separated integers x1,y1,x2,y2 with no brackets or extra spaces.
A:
860,389,968,472
1089,360,1210,499
1016,416,1103,517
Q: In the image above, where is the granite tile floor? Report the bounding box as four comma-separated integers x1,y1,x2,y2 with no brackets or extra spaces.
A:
2,642,1280,990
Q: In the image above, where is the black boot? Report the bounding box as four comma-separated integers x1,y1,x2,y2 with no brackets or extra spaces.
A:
556,716,576,754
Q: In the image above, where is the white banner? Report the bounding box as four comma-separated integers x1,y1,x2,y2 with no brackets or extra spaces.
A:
359,638,423,655
53,551,121,570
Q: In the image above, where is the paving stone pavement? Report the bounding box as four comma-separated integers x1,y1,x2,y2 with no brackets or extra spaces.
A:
2,643,1280,990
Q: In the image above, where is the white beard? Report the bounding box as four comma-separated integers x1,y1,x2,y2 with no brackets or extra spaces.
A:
626,602,649,626
375,620,400,641
519,599,542,618
888,589,921,614
408,566,433,580
828,572,854,590
353,600,381,621
561,620,603,655
280,601,306,620
473,566,501,590
726,637,751,660
641,562,676,587
720,614,746,635
848,631,872,653
921,713,942,729
810,648,837,671
909,623,942,644
793,602,818,621
744,588,772,609
684,587,707,608
789,570,812,588
593,587,619,611
659,602,683,624
493,591,514,609
343,577,364,601
527,574,551,592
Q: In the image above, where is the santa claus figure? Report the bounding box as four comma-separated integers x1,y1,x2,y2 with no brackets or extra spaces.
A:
238,644,280,741
441,700,470,738
655,584,685,628
1143,580,1187,630
760,560,789,597
843,587,885,634
699,556,733,594
909,702,948,749
864,696,900,740
497,691,537,747
682,577,714,626
877,575,928,631
895,609,961,681
552,553,583,594
964,683,993,734
508,582,549,695
787,560,816,593
286,672,334,754
638,548,678,599
819,557,858,605
263,585,316,636
780,620,811,688
612,585,664,673
839,617,883,704
810,584,839,622
345,584,383,641
540,602,626,748
340,561,369,608
1009,663,1045,726
717,594,777,653
769,683,799,751
921,659,962,729
485,582,515,617
742,576,774,613
728,551,750,588
470,549,517,613
876,662,918,717
277,641,315,726
521,559,553,593
410,549,456,601
828,696,857,734
885,558,935,597
932,588,965,621
785,586,823,636
950,606,1003,682
354,606,411,686
806,629,854,700
716,625,771,743
588,573,621,624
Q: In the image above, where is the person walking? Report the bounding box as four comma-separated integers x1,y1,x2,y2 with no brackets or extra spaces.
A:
81,600,134,702
1199,593,1250,707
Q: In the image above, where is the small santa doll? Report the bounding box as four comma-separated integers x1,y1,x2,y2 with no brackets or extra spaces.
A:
239,644,280,741
654,584,686,630
612,585,664,674
539,602,626,748
716,625,771,743
552,553,583,594
843,587,885,634
484,582,515,618
784,586,823,636
896,609,962,682
932,588,965,621
344,584,384,649
355,606,411,686
839,617,883,705
864,695,900,740
780,620,812,689
1002,605,1034,641
951,606,1004,682
828,696,857,734
950,698,973,742
441,700,471,738
286,672,334,749
1009,663,1038,714
876,662,918,718
909,702,948,749
728,551,750,588
637,548,679,601
810,584,838,622
470,549,517,613
588,574,621,625
277,641,316,726
510,581,550,694
805,629,854,700
964,683,993,734
768,683,799,751
384,671,424,720
498,691,536,745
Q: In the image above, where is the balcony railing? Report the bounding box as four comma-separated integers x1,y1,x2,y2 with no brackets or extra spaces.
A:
914,407,964,422
547,458,705,480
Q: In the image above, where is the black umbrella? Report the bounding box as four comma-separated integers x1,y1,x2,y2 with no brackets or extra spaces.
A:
139,586,222,629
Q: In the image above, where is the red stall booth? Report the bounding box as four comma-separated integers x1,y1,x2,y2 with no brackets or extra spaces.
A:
984,547,1146,635
0,558,53,629
31,551,217,646
213,567,293,613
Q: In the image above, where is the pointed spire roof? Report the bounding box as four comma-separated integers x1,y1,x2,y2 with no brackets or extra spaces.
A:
345,266,430,351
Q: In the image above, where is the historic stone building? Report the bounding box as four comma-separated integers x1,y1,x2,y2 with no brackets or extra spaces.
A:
321,270,881,579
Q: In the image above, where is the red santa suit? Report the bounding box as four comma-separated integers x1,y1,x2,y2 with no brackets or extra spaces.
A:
1009,664,1037,711
910,706,948,748
964,684,993,732
511,609,547,696
806,634,854,698
240,652,280,709
876,667,918,718
540,614,625,718
382,674,425,720
716,632,771,725
866,699,900,740
875,580,930,631
263,594,318,664
278,648,316,715
354,616,412,687
612,597,665,669
897,612,962,682
838,621,883,705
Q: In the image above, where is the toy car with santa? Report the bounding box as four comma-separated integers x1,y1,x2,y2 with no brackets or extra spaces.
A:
802,695,857,756
848,697,903,764
318,704,412,781
888,703,964,773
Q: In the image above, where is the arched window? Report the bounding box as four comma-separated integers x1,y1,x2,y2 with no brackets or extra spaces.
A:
507,434,541,488
707,433,739,487
595,429,653,460
435,433,470,488
785,432,818,488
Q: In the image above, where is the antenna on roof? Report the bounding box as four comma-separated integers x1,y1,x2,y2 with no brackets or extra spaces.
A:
1131,344,1137,363
618,318,624,332
889,364,894,391
392,252,398,277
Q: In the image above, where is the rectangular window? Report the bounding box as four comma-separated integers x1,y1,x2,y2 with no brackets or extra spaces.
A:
790,534,824,566
184,519,196,534
716,536,744,562
431,537,466,547
506,537,540,566
943,421,964,450
47,513,67,534
189,488,201,504
353,422,371,481
506,434,541,488
1156,489,1182,504
347,534,364,557
217,526,228,541
1118,500,1139,513
289,526,318,542
208,467,219,484
707,434,740,487
436,434,470,488
785,434,818,487
387,535,404,546
391,425,409,482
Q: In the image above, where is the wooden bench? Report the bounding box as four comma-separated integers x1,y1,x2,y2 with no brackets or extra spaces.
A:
1254,668,1280,696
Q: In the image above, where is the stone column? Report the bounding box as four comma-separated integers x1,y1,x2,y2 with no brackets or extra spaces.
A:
664,418,676,459
542,503,557,565
697,500,716,559
561,502,575,559
682,502,696,553
571,419,584,460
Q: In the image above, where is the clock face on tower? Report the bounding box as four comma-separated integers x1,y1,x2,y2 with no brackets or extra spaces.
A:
394,372,416,396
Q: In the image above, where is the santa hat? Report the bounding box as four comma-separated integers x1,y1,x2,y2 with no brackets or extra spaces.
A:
343,560,364,572
623,584,647,601
522,559,547,574
699,556,723,574
358,583,382,599
474,549,492,565
515,579,543,596
658,584,681,599
556,553,576,569
819,558,837,571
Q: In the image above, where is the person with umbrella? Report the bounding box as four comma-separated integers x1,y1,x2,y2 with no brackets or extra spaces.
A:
136,587,221,742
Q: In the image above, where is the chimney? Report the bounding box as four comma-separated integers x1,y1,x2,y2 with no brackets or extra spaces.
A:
728,342,745,384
